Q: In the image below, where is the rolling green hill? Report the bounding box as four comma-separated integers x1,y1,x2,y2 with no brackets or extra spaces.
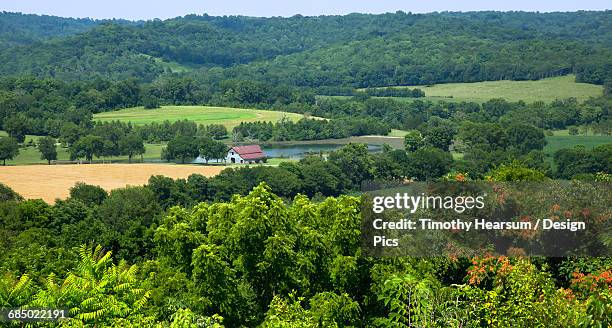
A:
94,106,306,129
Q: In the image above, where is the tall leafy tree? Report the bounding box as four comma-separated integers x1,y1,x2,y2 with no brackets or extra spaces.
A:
329,143,374,187
69,182,108,206
554,145,600,179
119,133,145,163
458,121,509,152
2,115,28,143
0,137,19,165
198,137,226,164
405,147,453,180
163,135,199,164
404,130,424,152
201,124,228,140
504,122,546,153
70,135,105,162
37,136,57,164
418,117,457,151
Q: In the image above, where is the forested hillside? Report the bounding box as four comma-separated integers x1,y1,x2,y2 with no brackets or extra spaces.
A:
0,11,610,85
0,12,134,46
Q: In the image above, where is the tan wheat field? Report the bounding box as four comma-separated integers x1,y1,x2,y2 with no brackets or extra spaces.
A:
0,164,224,203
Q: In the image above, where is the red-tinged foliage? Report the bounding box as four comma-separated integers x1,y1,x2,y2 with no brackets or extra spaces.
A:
570,270,612,297
466,255,513,285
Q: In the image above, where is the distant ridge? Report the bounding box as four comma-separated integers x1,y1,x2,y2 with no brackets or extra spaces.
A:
0,11,610,86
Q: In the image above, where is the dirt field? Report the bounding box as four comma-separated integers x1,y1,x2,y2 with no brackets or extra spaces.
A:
0,164,225,203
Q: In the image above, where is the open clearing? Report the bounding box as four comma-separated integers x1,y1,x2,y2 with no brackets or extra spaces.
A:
367,75,602,103
139,54,193,73
94,105,306,130
0,164,224,203
2,139,165,165
544,135,612,155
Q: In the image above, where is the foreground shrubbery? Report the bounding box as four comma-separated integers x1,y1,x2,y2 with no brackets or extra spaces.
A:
1,183,610,327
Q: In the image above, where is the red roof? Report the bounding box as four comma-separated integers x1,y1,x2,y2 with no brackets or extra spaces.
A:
231,145,266,160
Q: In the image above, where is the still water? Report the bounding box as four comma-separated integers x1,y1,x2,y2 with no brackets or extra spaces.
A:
192,143,382,163
262,143,382,159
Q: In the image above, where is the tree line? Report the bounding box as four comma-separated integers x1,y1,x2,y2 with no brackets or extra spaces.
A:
315,86,425,98
232,117,390,142
313,96,611,133
362,87,425,98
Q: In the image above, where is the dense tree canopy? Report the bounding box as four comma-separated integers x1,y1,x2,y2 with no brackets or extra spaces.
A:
0,11,610,86
1,181,610,326
163,135,200,164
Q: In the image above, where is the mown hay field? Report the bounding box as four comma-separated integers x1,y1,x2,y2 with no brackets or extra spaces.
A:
367,75,603,103
0,164,224,203
94,105,306,130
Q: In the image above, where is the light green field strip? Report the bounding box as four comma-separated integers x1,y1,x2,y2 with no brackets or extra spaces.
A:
544,135,612,155
94,105,305,130
367,75,603,103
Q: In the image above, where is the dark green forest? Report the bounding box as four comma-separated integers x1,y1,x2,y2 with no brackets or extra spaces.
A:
1,11,611,85
0,12,104,45
0,10,611,327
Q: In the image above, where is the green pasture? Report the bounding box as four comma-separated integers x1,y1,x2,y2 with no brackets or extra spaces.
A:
366,75,602,103
544,135,612,155
388,129,409,137
3,142,166,165
94,105,305,130
139,54,193,73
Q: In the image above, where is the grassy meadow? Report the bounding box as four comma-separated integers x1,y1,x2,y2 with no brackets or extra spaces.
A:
388,129,410,137
2,135,166,165
94,105,306,130
139,54,194,73
368,75,603,103
6,143,166,165
544,135,612,155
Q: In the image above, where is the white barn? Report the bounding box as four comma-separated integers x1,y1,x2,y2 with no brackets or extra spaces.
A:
226,145,266,164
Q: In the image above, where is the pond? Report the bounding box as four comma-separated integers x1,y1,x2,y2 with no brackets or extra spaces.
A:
262,143,382,159
191,143,382,164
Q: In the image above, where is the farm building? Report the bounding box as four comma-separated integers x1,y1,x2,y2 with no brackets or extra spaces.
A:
226,145,267,164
